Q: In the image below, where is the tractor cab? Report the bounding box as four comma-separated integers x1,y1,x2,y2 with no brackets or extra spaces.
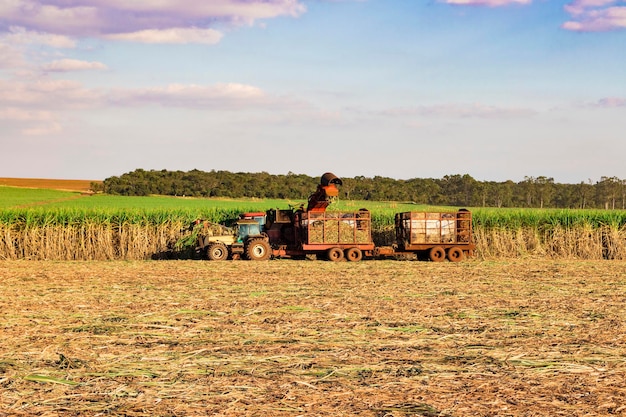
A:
235,219,263,243
240,212,266,227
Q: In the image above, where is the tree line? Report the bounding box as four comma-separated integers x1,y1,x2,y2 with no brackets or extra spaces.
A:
97,169,626,209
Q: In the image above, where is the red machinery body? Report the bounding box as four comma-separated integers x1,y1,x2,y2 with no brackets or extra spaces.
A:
194,172,476,262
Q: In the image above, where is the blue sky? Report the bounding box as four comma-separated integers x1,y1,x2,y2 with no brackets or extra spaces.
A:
1,0,625,183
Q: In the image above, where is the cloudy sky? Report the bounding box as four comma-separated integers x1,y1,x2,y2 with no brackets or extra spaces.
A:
1,0,625,183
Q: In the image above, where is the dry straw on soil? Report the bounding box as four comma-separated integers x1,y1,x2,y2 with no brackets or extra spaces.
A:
1,260,625,416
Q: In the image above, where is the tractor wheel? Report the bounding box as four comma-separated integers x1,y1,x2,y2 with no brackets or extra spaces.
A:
326,247,344,262
345,247,363,262
245,239,271,261
447,246,465,262
429,246,446,262
207,243,228,261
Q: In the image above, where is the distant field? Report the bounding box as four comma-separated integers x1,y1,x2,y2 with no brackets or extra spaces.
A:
0,185,425,213
0,177,100,192
0,187,80,209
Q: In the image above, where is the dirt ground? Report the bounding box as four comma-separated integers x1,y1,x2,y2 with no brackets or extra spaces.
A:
1,259,625,416
0,178,98,193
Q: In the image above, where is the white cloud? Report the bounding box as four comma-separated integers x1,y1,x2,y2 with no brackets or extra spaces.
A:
563,1,626,31
565,0,617,16
0,78,271,110
0,41,24,68
0,1,306,38
0,26,77,71
104,27,223,45
596,97,626,107
0,79,103,108
0,79,273,137
21,122,63,136
22,122,63,136
0,2,101,36
0,107,62,136
94,0,306,22
382,102,536,119
441,0,532,6
440,0,626,30
4,26,76,48
42,59,108,72
0,107,55,122
109,83,267,108
0,26,80,72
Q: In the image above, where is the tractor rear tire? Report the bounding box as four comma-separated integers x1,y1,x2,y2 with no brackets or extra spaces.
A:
345,247,363,262
447,246,465,262
245,239,271,261
327,247,344,262
207,243,228,261
429,246,446,262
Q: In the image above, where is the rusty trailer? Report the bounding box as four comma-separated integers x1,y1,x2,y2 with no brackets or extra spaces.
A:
376,210,475,262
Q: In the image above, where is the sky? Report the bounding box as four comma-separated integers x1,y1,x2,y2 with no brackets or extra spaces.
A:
0,0,625,184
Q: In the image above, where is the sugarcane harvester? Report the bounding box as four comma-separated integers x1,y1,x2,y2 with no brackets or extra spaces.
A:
269,172,376,261
192,172,475,262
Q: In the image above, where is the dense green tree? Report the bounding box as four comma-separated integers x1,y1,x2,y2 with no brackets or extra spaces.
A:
596,176,623,210
102,169,625,210
535,176,555,209
439,174,476,207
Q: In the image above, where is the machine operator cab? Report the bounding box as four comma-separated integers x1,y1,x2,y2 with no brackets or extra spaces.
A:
240,212,266,227
235,219,263,243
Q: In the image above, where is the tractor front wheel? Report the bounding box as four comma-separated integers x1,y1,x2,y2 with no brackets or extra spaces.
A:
245,239,271,261
207,243,228,261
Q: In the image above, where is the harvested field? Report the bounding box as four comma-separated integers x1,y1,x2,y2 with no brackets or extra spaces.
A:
0,178,99,193
1,260,625,416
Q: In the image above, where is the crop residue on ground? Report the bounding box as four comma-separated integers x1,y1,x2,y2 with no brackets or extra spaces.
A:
1,260,625,416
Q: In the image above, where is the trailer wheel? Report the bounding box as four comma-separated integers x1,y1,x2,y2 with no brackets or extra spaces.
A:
245,239,271,261
345,247,363,262
429,246,446,262
327,247,344,262
447,246,465,262
207,243,228,261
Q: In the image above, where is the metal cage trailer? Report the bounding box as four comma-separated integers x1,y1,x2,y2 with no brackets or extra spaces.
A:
375,210,475,262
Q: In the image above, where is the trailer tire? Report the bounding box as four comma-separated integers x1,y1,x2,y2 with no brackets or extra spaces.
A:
327,247,344,262
429,246,446,262
245,239,271,261
345,247,363,262
447,246,465,262
207,243,228,261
